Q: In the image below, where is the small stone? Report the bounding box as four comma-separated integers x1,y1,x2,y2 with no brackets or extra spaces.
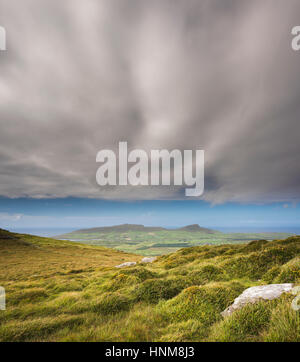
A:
141,257,157,263
115,261,137,268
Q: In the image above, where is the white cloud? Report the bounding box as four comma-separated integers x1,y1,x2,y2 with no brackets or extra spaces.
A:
0,213,23,221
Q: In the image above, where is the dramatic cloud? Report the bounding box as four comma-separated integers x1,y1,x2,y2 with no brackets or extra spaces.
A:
0,0,300,203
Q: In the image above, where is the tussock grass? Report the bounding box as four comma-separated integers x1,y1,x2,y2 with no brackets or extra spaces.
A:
275,257,300,283
133,277,188,303
159,281,245,327
207,300,276,342
262,298,300,342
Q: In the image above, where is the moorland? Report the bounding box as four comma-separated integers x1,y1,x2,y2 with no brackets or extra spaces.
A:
0,228,299,342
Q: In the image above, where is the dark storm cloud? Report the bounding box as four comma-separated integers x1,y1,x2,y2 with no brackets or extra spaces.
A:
0,0,300,203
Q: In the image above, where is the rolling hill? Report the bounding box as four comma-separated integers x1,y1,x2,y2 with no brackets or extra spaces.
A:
74,224,167,233
177,224,218,233
71,224,218,234
56,224,295,256
0,229,299,341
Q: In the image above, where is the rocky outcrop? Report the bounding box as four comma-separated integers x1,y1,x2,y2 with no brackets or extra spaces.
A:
141,257,156,263
115,261,137,268
221,283,294,317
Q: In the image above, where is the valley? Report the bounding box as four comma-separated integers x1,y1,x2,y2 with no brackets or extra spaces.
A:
57,224,295,256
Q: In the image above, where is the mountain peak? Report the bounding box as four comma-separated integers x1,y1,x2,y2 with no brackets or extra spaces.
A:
177,224,217,233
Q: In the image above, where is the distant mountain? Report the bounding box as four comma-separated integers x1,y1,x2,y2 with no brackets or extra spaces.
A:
177,224,218,233
64,223,218,234
74,224,167,233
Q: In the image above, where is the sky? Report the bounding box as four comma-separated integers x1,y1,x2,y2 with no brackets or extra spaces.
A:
0,1,300,231
0,197,299,234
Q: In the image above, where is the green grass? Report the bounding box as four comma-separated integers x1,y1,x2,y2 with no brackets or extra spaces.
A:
57,229,295,256
0,229,299,341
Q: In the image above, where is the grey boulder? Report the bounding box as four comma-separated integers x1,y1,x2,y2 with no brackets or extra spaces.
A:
221,283,294,317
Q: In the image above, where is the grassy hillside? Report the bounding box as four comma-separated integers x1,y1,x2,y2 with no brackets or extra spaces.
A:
0,230,299,342
57,225,294,256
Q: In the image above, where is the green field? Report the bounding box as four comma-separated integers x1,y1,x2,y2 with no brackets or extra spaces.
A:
0,228,299,342
57,224,295,256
